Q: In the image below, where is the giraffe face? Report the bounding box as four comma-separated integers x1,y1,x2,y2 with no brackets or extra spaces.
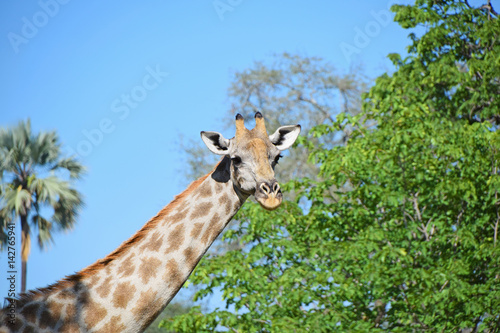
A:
201,113,300,210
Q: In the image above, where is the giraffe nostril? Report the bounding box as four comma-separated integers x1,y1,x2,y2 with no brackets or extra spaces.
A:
272,182,280,194
260,183,271,194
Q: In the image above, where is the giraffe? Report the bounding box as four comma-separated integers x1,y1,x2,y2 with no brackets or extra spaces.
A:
0,112,301,332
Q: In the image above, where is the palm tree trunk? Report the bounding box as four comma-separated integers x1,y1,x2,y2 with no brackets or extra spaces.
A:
20,214,30,294
21,260,27,294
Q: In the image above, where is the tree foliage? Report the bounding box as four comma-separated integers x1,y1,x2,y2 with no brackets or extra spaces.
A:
162,1,499,331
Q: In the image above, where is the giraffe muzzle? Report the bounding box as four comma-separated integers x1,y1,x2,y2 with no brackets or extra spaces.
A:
255,181,283,210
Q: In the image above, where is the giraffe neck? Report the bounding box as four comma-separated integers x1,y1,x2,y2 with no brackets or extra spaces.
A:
0,157,247,332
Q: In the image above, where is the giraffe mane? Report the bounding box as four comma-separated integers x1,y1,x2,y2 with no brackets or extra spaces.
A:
11,171,212,306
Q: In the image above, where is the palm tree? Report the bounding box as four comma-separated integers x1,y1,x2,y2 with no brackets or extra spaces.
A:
0,119,85,293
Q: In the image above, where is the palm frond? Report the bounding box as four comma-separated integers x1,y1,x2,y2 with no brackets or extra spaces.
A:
51,157,86,179
52,188,83,231
29,176,65,206
0,207,12,249
31,214,53,249
1,185,32,216
30,130,60,166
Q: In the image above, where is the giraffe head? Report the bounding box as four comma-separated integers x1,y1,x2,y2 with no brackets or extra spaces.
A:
201,112,300,210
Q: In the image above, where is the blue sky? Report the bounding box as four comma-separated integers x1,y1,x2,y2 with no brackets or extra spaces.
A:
0,0,462,306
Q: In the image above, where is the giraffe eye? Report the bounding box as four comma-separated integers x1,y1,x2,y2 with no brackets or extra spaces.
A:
231,156,242,166
273,154,283,165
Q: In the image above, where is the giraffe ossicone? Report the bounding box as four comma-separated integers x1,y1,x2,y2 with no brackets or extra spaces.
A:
0,112,300,332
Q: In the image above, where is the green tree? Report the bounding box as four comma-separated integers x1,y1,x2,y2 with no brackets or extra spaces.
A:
0,119,85,293
162,1,499,331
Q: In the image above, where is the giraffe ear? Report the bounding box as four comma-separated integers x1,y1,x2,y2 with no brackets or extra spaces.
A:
269,125,301,151
201,131,231,155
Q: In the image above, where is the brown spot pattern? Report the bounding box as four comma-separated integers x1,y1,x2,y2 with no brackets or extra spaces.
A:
100,315,126,333
211,213,226,240
127,252,136,260
183,247,201,268
22,326,35,333
59,322,80,333
132,288,159,321
117,255,136,278
3,316,23,331
165,224,185,253
87,274,101,288
138,257,162,284
84,300,107,328
190,202,213,220
196,181,213,198
218,193,231,214
112,282,136,309
96,276,113,298
164,259,183,287
202,213,221,245
218,193,228,204
226,201,233,215
20,303,39,324
141,231,164,252
190,222,204,239
39,300,63,329
48,299,64,318
209,227,223,244
56,289,74,300
168,207,189,225
215,182,224,192
39,309,58,329
65,303,77,319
